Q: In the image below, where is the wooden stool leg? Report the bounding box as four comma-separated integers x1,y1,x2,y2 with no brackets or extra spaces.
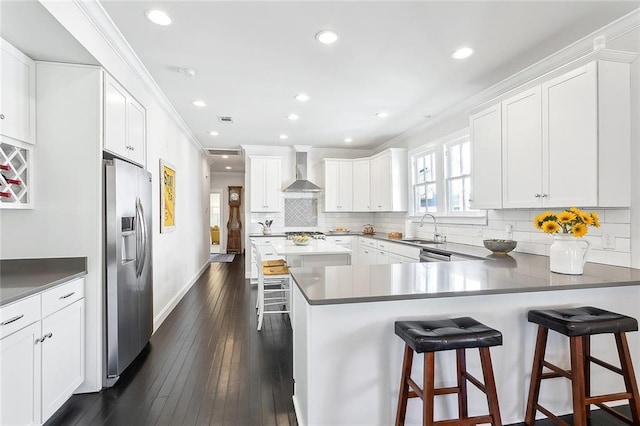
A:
456,348,468,419
479,347,502,426
395,344,414,426
525,326,548,425
423,352,436,426
615,332,640,424
582,335,591,421
570,336,587,426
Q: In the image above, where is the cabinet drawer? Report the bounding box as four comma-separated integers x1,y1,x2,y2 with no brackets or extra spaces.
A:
361,238,377,248
386,242,421,259
0,294,40,340
41,278,84,318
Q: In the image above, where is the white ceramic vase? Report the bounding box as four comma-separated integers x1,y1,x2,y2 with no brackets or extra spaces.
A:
549,234,590,275
262,227,271,235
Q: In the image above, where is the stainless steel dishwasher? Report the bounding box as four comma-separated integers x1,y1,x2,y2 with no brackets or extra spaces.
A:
419,248,483,262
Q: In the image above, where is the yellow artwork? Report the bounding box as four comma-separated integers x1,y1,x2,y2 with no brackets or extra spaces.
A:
160,160,176,232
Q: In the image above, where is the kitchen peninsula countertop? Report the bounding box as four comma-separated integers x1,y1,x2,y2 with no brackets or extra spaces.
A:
290,250,640,305
0,257,87,306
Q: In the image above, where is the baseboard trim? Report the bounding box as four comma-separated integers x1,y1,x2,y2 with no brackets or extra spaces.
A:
292,396,304,426
152,261,210,332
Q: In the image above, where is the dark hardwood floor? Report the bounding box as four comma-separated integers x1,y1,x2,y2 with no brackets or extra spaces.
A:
46,254,632,425
46,254,297,426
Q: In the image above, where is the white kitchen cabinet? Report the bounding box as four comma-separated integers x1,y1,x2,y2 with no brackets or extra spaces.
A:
356,237,420,265
388,252,420,264
0,321,41,426
501,58,630,209
0,38,36,145
352,159,371,211
501,86,543,208
370,149,408,212
469,104,502,209
324,160,353,212
41,299,85,420
250,156,282,212
104,73,146,167
0,277,85,425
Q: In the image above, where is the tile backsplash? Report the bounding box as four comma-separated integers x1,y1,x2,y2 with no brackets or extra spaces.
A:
374,209,632,267
284,198,318,227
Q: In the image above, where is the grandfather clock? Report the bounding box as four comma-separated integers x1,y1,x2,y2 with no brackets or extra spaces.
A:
226,186,243,253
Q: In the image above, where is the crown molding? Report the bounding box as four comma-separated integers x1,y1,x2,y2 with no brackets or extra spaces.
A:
72,0,204,153
379,8,640,150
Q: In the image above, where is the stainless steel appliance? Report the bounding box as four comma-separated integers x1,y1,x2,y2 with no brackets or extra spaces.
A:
104,158,153,387
419,248,483,262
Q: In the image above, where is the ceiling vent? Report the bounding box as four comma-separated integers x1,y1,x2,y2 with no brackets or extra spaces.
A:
217,116,234,124
207,149,240,156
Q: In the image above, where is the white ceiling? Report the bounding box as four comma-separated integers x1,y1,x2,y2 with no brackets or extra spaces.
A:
1,1,638,174
100,0,638,154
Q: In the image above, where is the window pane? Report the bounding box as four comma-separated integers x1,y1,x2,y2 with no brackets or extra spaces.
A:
461,141,470,175
416,156,425,183
426,154,435,182
415,185,426,213
448,178,464,212
464,176,471,211
449,144,461,177
426,183,437,212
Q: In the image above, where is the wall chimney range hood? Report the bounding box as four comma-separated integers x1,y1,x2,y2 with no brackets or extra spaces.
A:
283,151,322,192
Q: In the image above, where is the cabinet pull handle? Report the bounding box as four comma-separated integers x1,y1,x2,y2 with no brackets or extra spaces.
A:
541,193,548,198
44,332,53,340
59,292,75,299
1,314,24,326
534,194,541,198
0,114,5,120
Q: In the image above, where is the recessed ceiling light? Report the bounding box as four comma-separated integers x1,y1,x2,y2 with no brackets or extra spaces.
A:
178,67,196,78
192,100,206,107
280,134,289,140
375,112,389,118
287,114,299,120
451,47,474,60
344,138,353,143
295,93,310,102
145,10,172,26
225,166,232,170
208,131,219,136
221,155,229,159
316,30,338,44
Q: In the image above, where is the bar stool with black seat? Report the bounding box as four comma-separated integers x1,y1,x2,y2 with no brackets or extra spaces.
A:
394,317,503,425
525,306,640,425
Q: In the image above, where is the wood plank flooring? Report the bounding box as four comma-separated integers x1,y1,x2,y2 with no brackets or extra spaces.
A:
46,255,297,426
46,254,632,425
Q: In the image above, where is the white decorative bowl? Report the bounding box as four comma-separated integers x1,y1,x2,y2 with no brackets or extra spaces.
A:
293,239,312,246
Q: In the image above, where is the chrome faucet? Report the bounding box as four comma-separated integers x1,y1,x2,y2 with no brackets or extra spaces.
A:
420,213,443,242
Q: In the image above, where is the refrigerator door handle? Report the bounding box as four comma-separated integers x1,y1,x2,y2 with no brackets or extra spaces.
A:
135,198,144,278
137,198,148,278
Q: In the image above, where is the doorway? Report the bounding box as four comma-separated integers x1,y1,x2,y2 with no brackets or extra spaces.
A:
210,192,221,254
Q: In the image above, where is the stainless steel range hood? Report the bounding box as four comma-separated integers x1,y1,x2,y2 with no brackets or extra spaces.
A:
283,151,322,192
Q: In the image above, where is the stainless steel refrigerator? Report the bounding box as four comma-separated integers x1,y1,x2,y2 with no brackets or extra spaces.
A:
104,158,153,387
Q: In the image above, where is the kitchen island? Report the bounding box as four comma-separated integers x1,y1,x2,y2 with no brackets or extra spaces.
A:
271,240,351,268
289,253,640,425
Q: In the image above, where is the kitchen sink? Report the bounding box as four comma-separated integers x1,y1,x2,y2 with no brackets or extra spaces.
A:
400,238,444,245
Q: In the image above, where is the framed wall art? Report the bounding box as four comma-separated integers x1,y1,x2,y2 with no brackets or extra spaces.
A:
160,159,176,233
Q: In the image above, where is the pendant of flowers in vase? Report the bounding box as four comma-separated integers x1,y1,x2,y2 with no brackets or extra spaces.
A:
533,207,600,275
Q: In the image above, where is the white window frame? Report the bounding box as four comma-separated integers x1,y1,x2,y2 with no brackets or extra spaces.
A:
408,129,486,224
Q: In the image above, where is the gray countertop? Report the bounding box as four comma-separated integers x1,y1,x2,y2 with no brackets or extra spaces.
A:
0,257,87,306
290,250,640,305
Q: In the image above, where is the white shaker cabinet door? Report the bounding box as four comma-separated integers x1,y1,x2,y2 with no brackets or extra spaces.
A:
501,86,542,208
370,152,392,211
104,74,128,159
41,299,85,421
0,39,36,145
470,104,502,209
0,321,41,426
542,63,597,207
352,159,371,212
127,98,146,166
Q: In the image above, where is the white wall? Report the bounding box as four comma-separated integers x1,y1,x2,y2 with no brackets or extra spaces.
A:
5,1,211,393
210,171,244,253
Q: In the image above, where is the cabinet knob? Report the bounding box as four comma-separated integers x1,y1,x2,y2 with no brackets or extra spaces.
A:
0,114,4,120
541,193,548,198
534,194,541,198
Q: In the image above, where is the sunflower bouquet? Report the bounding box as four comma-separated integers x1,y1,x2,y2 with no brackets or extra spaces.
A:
533,207,600,237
